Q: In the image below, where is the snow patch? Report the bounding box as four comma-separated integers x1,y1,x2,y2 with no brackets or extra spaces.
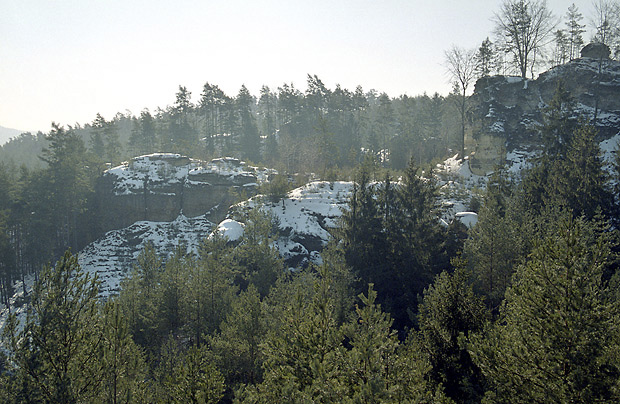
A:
455,212,478,228
214,219,245,242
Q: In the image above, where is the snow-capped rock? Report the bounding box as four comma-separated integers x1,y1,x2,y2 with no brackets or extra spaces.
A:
78,213,214,297
96,154,273,233
468,54,620,175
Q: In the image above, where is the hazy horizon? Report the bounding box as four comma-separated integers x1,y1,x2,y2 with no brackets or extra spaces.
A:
1,0,595,134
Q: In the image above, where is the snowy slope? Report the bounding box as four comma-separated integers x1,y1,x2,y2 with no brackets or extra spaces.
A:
225,181,353,268
78,214,214,297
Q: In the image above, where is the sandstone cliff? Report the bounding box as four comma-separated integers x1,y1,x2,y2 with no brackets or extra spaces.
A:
96,154,272,232
467,55,620,174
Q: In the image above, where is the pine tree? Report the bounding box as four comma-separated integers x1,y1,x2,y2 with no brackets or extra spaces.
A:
210,284,265,388
129,109,156,156
99,300,150,404
464,170,526,309
341,284,400,402
120,242,163,349
245,269,345,402
475,38,497,77
169,85,196,155
4,250,103,403
41,123,97,255
566,3,585,60
414,267,488,403
168,345,225,404
231,209,284,297
469,216,620,403
90,113,107,159
555,121,613,219
237,84,261,162
183,234,237,343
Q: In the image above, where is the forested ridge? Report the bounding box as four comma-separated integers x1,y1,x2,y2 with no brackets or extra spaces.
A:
1,82,619,402
2,0,620,401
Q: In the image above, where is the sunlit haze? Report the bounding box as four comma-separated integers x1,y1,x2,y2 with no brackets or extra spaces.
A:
1,0,594,133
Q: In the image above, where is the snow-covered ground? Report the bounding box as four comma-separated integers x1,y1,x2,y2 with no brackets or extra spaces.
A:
78,214,214,297
226,181,353,268
106,154,273,195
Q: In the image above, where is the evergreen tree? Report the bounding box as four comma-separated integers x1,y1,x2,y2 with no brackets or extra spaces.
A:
158,246,187,336
414,267,488,403
169,85,196,155
552,29,570,66
464,168,527,309
90,113,107,159
120,242,163,349
210,284,265,388
341,284,400,402
470,216,620,403
236,84,261,162
244,269,345,402
41,123,97,255
99,300,150,404
475,37,497,77
232,209,284,297
387,161,446,324
555,122,613,219
129,109,157,156
4,251,103,403
199,82,228,156
168,345,225,404
183,234,237,343
566,3,585,60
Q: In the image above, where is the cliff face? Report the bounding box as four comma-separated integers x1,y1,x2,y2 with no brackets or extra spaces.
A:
95,154,271,232
467,57,620,174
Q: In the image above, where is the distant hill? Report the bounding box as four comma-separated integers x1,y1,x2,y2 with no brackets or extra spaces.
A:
0,125,26,146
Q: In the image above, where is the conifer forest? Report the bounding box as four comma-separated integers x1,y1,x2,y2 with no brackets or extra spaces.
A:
2,1,620,403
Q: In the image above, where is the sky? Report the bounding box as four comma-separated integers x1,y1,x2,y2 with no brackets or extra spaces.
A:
1,0,596,133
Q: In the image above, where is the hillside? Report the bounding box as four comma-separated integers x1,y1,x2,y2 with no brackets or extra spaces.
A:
0,126,24,146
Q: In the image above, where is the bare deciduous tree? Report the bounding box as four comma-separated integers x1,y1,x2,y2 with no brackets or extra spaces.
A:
493,0,556,78
444,45,477,158
590,0,620,57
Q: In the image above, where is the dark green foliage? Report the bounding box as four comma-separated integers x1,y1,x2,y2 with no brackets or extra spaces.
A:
521,83,613,221
40,123,100,255
98,300,150,404
184,235,237,342
469,216,620,403
168,85,197,155
464,171,528,309
337,159,448,329
341,284,400,402
210,284,265,388
232,209,285,297
166,344,225,404
4,251,102,403
129,109,157,156
413,267,488,403
245,268,345,403
261,173,291,204
539,82,576,157
2,68,620,403
119,242,163,349
237,85,261,163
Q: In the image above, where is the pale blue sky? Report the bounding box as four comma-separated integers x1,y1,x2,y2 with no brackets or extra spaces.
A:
1,0,595,132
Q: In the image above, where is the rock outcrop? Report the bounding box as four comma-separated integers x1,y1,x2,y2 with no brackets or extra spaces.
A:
96,154,272,232
225,181,353,268
467,51,620,174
